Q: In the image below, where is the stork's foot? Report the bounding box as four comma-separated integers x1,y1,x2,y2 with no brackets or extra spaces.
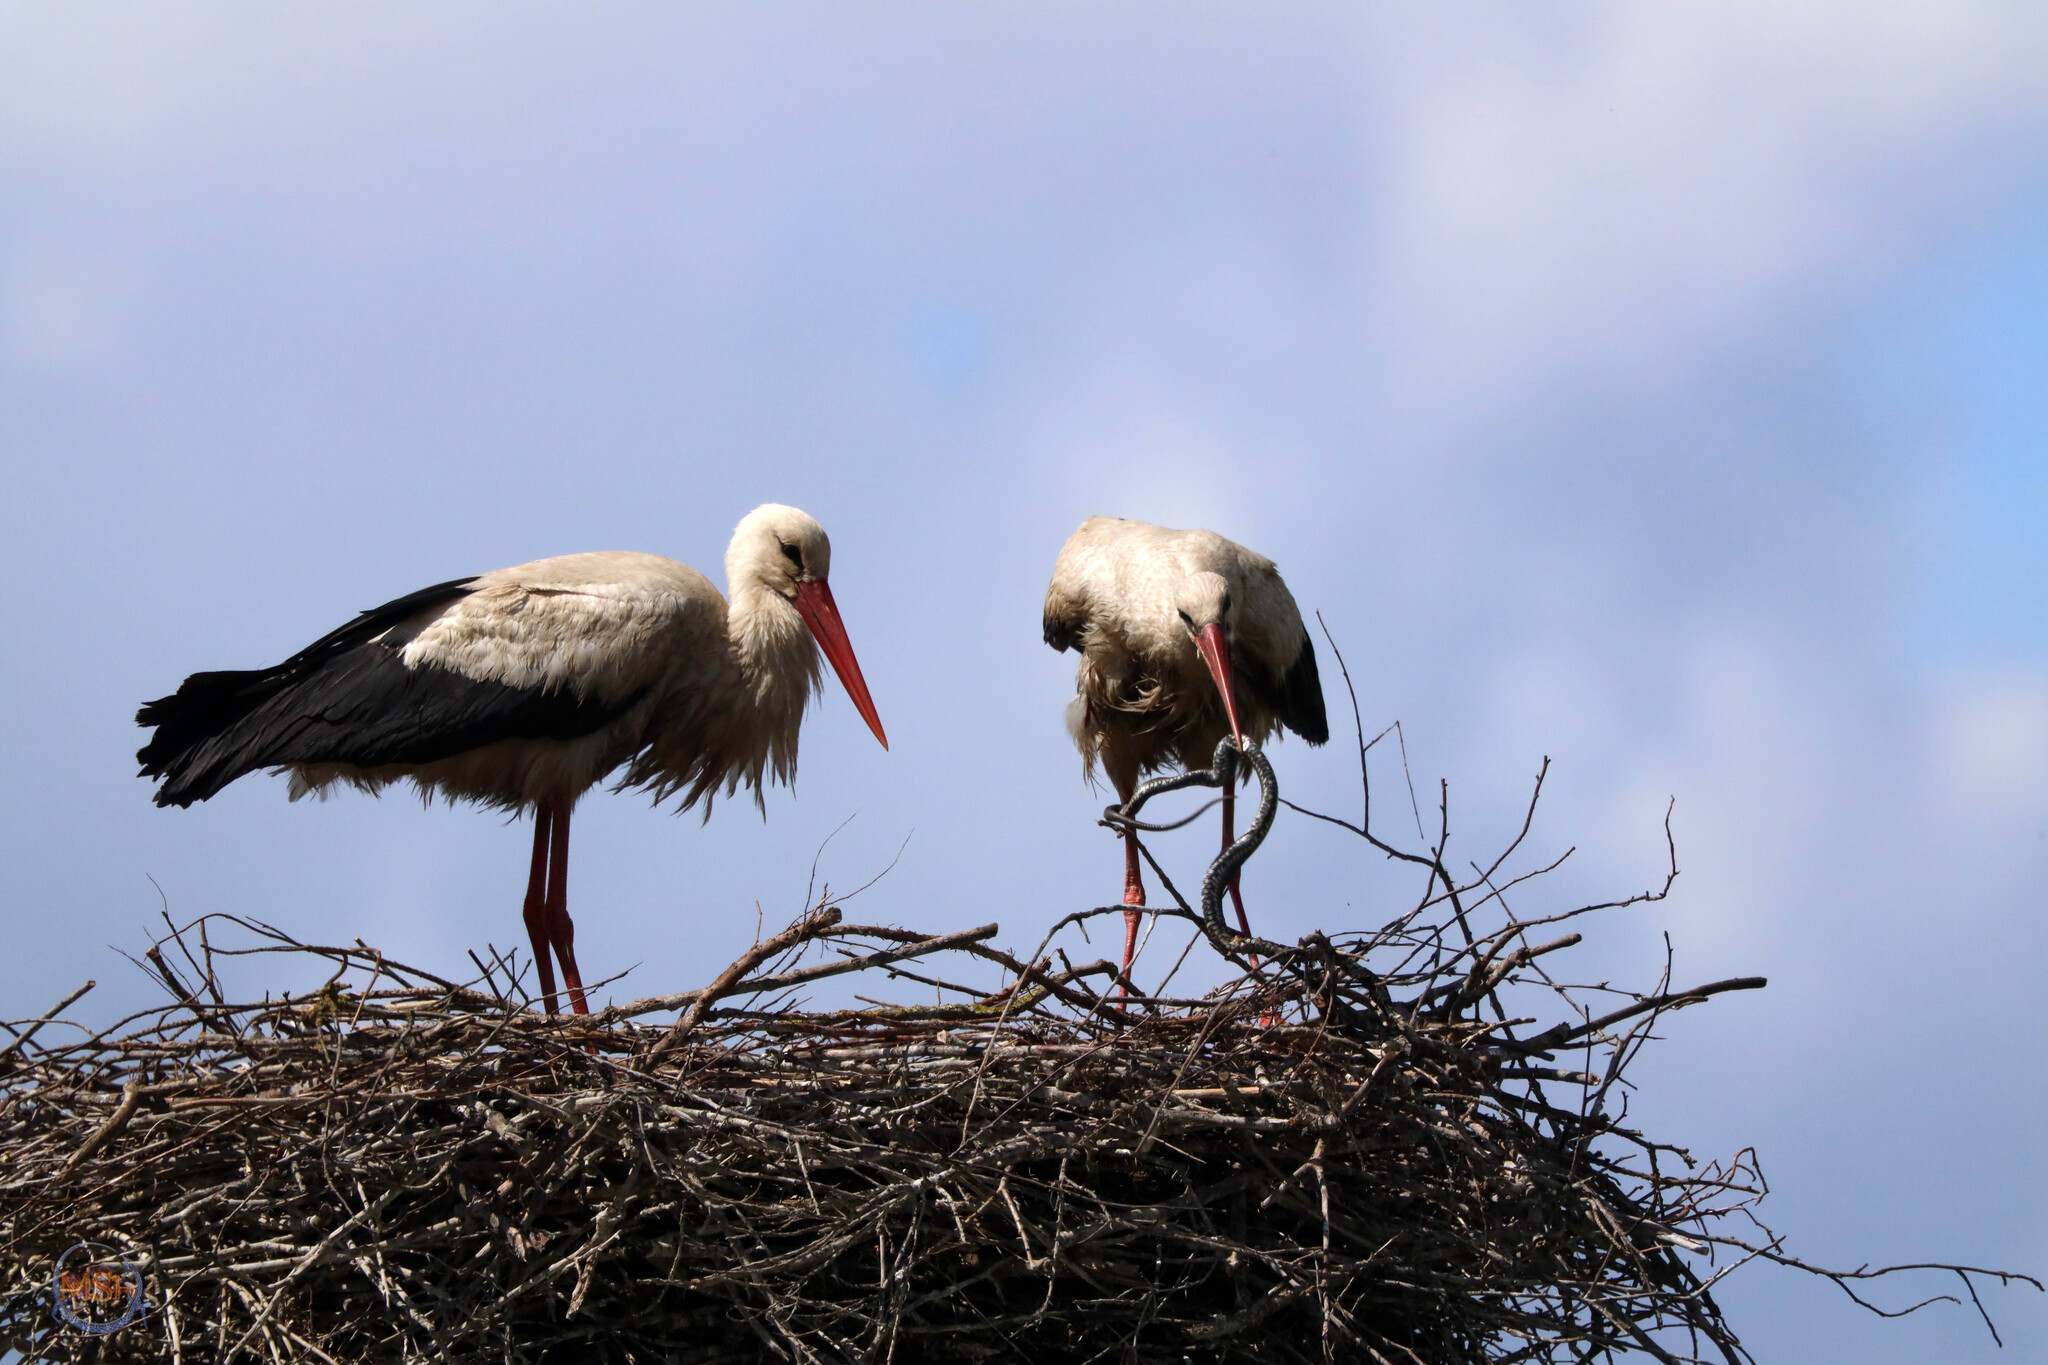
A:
1227,878,1252,941
555,924,591,1018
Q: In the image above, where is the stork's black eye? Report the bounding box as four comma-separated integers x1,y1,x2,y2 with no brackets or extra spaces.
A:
1177,609,1193,627
779,542,804,571
1219,592,1232,611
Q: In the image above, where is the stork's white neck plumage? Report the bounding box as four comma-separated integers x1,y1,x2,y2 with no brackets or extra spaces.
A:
726,579,821,716
690,502,834,803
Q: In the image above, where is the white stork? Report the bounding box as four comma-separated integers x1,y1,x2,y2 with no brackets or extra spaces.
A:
1043,515,1327,978
137,504,888,1017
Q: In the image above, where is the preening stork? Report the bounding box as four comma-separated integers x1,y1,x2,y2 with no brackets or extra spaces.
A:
136,504,888,1017
1043,516,1328,979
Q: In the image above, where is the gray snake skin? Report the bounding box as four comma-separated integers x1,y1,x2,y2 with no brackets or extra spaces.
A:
1104,736,1282,958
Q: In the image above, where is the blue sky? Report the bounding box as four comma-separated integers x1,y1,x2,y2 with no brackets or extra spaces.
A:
1892,226,2048,669
3,6,2047,1359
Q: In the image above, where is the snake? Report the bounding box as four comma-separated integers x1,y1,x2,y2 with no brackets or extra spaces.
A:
1103,736,1283,958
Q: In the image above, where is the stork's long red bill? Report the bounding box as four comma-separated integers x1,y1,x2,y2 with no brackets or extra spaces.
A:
793,580,889,749
1194,622,1243,747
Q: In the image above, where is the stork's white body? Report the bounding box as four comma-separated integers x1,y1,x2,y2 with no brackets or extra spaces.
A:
287,549,819,815
139,505,887,1016
1044,516,1325,799
1043,516,1327,977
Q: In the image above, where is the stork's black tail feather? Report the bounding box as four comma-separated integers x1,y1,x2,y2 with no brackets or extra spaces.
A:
137,576,480,807
138,668,302,806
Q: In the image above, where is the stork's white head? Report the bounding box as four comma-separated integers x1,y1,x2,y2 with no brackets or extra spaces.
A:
726,503,886,750
1171,571,1233,637
729,503,834,599
1171,570,1244,746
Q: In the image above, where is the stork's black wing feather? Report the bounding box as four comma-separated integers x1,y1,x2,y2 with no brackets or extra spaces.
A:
1276,632,1329,745
137,576,634,808
138,577,480,774
1240,631,1329,747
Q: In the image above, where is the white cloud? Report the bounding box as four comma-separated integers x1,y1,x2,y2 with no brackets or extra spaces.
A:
1932,672,2048,814
1359,2,2048,422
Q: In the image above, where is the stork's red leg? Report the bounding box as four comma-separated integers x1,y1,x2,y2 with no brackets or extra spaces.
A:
546,799,590,1016
1120,827,1146,990
523,803,561,1016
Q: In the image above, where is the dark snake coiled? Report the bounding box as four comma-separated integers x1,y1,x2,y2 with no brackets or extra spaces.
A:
1104,736,1282,957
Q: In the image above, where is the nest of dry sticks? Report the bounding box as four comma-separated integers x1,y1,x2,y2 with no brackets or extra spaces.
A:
2,686,2035,1363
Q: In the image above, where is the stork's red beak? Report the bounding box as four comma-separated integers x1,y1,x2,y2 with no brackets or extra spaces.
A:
793,580,889,749
1194,622,1243,747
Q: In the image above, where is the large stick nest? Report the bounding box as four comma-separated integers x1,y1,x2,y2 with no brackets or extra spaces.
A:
2,713,2032,1363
